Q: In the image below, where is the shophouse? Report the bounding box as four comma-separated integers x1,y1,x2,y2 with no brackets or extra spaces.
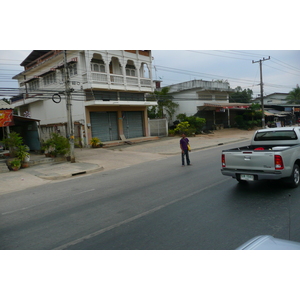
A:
12,50,156,147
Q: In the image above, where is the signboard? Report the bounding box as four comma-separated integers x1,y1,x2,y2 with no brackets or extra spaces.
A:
0,110,14,127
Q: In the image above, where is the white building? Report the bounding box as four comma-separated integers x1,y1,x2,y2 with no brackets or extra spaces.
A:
253,93,289,105
12,50,156,147
165,79,234,123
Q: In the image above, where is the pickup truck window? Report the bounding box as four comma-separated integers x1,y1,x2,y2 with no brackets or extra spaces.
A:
254,130,297,141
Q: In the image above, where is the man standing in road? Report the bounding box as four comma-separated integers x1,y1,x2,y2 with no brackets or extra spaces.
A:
180,133,191,166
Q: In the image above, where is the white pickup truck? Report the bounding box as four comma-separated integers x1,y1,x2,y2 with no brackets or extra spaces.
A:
221,127,300,188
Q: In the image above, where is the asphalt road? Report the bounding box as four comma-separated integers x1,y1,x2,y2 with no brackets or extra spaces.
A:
1,141,300,250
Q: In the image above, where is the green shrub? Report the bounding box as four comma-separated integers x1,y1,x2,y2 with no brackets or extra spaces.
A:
168,129,176,136
174,121,190,134
42,133,70,156
175,114,206,133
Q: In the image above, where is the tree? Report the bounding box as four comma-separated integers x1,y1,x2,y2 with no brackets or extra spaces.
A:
147,87,179,121
286,85,300,104
229,86,253,103
1,98,10,104
234,103,262,129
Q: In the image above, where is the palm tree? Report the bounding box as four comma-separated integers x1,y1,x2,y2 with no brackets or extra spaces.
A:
286,85,300,104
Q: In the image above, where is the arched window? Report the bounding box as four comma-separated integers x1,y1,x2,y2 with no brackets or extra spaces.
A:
140,63,150,78
91,54,106,73
125,60,136,77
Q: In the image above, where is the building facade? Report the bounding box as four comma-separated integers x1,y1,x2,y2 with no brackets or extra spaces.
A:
253,93,289,105
165,79,234,121
12,50,156,147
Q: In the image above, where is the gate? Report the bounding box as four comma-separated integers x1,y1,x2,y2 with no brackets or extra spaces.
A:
90,112,119,142
123,111,144,139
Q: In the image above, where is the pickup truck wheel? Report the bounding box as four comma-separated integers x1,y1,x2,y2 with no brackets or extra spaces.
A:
286,164,300,188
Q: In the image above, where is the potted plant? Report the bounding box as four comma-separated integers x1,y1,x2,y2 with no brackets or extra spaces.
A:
16,144,30,168
8,158,21,171
41,138,55,157
2,132,23,157
90,137,103,148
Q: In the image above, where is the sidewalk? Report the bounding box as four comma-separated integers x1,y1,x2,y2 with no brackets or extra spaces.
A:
0,128,256,195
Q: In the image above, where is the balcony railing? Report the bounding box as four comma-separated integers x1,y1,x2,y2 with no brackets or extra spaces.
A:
92,72,108,82
140,78,151,87
126,76,138,86
83,72,152,89
110,74,124,84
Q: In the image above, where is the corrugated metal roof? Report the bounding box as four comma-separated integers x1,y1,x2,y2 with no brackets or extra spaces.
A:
20,50,51,67
0,99,13,109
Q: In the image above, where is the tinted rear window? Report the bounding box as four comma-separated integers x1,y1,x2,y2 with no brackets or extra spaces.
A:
254,130,297,141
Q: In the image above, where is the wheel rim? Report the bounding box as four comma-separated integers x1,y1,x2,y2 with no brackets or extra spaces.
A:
294,166,300,185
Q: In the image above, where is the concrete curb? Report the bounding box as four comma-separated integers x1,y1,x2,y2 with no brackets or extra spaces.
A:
38,166,104,180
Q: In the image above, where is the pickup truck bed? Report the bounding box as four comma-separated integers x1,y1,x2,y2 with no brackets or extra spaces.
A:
221,127,300,188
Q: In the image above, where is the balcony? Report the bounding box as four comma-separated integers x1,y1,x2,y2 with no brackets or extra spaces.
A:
82,72,153,92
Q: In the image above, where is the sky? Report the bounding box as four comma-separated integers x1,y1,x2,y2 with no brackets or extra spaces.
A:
152,50,300,97
1,49,299,100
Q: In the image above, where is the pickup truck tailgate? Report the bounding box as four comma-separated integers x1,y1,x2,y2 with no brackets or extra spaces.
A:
223,150,275,171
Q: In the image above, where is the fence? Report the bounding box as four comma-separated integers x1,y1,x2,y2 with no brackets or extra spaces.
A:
148,118,168,137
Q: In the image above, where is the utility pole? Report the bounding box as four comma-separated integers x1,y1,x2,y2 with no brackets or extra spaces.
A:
64,50,75,163
252,56,270,128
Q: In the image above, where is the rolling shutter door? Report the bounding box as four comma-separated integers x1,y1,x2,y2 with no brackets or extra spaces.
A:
90,112,118,142
123,111,144,139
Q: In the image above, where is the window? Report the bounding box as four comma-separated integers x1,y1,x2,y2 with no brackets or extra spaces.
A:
69,63,77,77
254,130,297,141
125,65,136,77
28,79,39,91
91,63,105,73
43,72,56,86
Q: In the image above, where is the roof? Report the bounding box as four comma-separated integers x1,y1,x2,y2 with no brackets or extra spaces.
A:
204,102,250,108
0,99,13,109
198,102,251,111
20,50,51,67
13,115,40,122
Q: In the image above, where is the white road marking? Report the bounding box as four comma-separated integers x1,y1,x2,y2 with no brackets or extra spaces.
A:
54,178,230,250
2,189,96,215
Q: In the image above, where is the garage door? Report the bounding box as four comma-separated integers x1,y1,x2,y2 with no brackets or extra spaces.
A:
90,112,118,142
123,111,144,139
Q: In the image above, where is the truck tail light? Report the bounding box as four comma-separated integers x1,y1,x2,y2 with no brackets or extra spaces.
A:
222,154,226,167
275,155,284,170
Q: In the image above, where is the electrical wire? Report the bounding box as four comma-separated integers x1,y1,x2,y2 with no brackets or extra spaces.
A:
1,50,299,100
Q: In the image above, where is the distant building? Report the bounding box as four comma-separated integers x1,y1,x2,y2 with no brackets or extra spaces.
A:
162,79,246,129
164,79,234,120
253,93,289,105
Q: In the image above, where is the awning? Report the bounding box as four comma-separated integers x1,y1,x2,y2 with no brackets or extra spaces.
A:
264,110,292,117
264,111,275,116
13,115,40,122
198,102,250,111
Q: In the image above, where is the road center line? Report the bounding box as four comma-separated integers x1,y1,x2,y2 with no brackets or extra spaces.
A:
2,189,96,215
54,177,230,250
